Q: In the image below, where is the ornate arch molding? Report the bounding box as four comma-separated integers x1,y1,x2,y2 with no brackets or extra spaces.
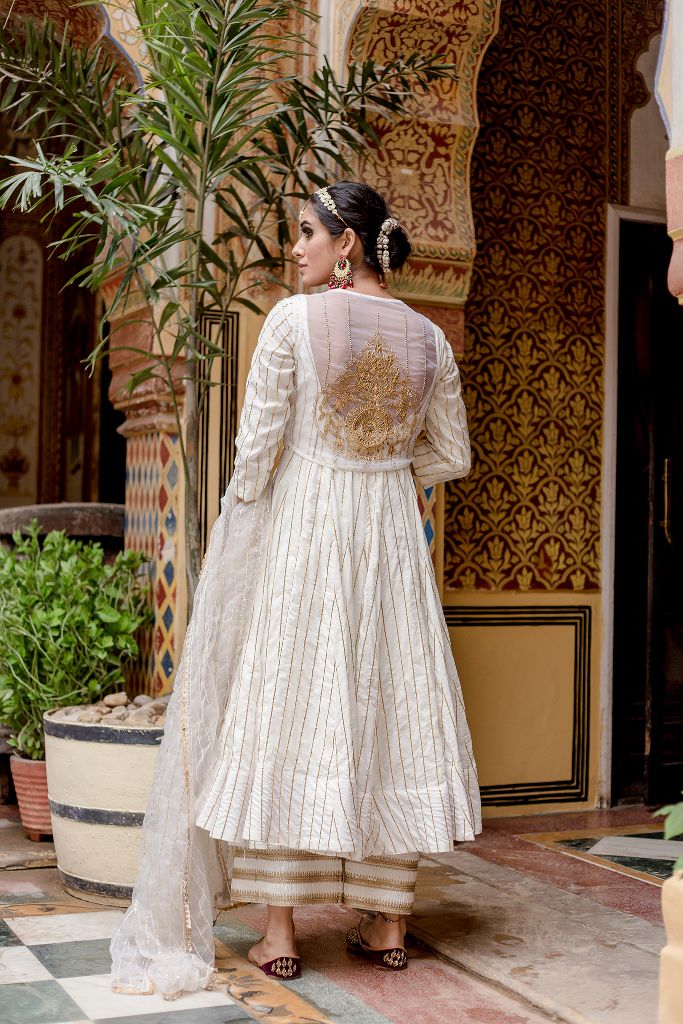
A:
0,2,141,81
334,0,501,353
608,0,665,204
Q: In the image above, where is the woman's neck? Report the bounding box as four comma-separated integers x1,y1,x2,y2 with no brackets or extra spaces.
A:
349,265,390,298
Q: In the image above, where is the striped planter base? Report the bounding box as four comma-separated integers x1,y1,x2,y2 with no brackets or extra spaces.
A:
43,712,163,906
9,755,52,840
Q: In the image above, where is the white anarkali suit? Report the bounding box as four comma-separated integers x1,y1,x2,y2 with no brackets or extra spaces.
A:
110,289,481,999
197,289,480,853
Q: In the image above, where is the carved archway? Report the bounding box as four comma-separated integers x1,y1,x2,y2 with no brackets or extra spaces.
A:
334,0,501,355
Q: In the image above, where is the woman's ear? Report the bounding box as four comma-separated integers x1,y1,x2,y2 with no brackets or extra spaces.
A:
340,227,357,257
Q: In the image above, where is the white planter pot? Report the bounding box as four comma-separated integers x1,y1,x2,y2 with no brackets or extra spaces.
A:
660,870,683,1023
43,710,163,906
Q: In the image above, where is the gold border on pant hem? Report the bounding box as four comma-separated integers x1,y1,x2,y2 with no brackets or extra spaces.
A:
343,896,413,914
359,856,419,869
232,868,343,884
343,875,416,892
229,889,342,906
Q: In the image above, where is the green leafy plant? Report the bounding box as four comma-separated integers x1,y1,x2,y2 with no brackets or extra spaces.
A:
654,794,683,872
0,523,151,761
0,1,455,605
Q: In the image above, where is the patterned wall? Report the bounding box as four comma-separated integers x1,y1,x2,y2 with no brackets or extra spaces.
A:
444,0,663,593
0,236,42,506
124,431,181,695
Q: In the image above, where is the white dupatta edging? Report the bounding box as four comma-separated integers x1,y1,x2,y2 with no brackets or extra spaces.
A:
109,479,270,999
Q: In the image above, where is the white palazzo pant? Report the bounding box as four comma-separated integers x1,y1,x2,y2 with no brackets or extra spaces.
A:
230,848,419,916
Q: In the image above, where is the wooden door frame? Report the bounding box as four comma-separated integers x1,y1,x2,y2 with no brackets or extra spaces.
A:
602,204,667,806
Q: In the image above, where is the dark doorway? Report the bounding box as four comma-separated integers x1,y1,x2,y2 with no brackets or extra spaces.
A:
97,323,126,506
612,219,683,806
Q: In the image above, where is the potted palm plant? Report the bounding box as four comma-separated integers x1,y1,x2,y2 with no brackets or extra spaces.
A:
0,523,149,840
0,0,454,604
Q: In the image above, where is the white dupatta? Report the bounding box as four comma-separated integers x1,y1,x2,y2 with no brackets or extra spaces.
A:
109,480,270,999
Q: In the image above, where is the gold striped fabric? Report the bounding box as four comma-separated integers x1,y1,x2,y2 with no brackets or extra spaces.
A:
196,292,481,858
231,847,418,915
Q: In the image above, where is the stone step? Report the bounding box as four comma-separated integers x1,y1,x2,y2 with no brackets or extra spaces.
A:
409,849,663,1024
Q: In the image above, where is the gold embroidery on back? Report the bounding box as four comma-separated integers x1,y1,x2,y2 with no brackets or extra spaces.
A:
317,330,421,460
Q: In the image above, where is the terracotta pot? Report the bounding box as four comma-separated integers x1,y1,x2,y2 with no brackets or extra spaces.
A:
9,754,52,840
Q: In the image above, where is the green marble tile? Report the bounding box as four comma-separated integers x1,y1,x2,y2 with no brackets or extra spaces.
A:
94,1008,252,1024
600,855,674,880
29,939,112,979
557,837,597,852
0,920,22,947
0,980,84,1024
556,832,674,880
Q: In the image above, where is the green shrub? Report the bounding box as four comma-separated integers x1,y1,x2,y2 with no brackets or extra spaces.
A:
0,522,150,760
654,794,683,872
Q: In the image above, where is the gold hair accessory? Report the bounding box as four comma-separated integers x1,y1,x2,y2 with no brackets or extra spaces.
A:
299,186,350,228
298,199,310,223
315,186,349,226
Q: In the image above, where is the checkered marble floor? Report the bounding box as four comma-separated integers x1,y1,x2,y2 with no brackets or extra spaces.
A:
517,823,683,884
0,909,299,1024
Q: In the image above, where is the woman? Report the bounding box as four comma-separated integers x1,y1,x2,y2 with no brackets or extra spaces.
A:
110,181,481,999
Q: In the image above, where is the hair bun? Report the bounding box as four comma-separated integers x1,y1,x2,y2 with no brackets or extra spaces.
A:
386,224,411,273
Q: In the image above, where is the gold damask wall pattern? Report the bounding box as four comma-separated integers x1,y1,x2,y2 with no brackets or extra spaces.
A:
444,0,665,592
446,0,607,592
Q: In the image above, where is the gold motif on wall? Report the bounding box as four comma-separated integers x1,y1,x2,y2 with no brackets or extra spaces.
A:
444,0,606,592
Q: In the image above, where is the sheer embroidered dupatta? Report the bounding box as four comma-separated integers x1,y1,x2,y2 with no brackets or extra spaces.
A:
109,483,270,999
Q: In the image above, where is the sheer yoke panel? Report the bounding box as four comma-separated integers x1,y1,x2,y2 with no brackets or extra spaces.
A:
300,292,438,467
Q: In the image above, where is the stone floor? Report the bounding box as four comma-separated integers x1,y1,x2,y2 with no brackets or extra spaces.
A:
0,805,668,1024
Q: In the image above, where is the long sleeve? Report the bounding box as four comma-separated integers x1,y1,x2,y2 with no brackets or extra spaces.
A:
232,297,297,501
411,327,471,487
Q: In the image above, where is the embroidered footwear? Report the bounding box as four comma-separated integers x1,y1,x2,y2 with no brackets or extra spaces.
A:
346,915,408,971
252,954,302,979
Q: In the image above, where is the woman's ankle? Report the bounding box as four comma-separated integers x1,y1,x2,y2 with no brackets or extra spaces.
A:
361,911,406,947
265,905,296,941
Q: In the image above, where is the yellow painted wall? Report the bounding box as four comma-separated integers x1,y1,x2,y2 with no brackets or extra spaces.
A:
444,592,602,815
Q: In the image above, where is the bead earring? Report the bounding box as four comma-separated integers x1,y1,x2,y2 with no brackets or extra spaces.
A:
329,256,353,290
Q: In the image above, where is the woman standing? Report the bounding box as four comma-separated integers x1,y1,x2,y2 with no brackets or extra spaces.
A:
110,181,480,999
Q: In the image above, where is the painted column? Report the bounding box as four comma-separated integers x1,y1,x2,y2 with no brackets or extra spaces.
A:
103,284,185,697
